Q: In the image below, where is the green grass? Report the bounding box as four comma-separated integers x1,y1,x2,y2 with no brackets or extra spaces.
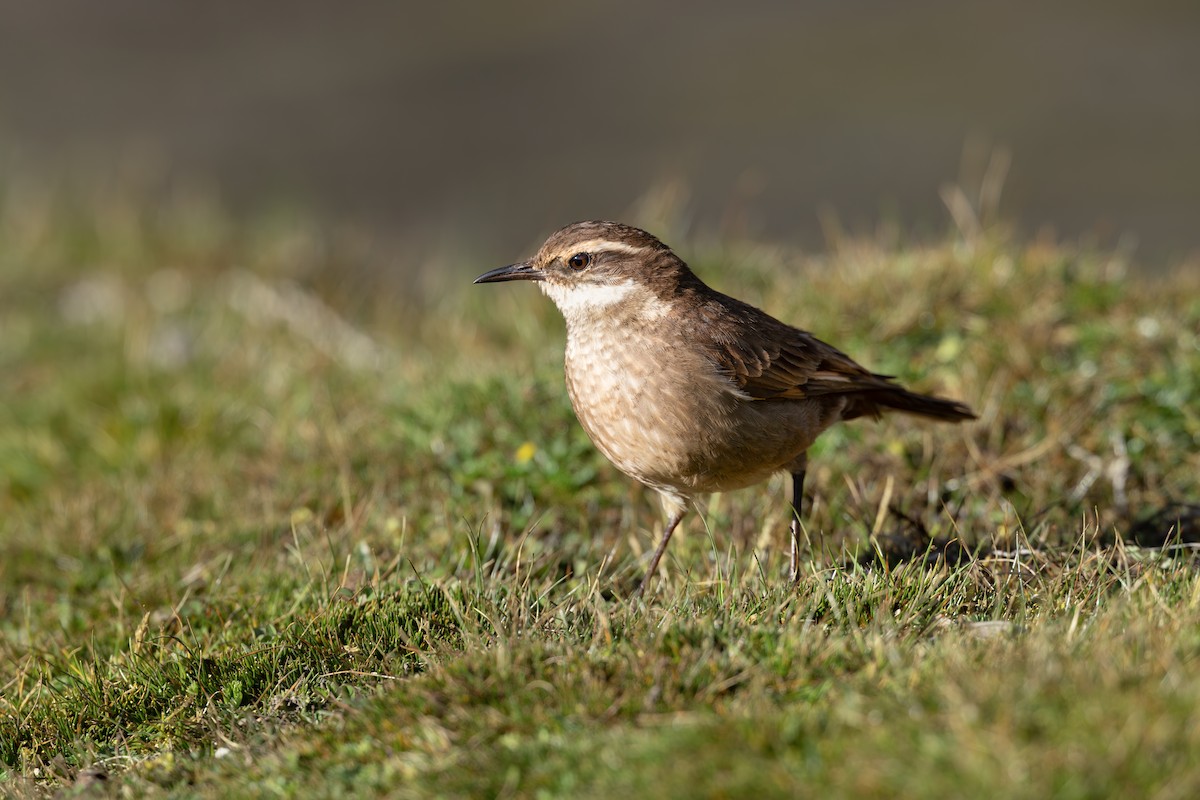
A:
2,182,1200,797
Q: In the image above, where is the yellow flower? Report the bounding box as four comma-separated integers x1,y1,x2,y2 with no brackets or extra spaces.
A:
515,441,537,464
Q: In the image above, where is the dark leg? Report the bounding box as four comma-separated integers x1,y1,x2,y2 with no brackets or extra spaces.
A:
634,508,686,599
790,469,806,583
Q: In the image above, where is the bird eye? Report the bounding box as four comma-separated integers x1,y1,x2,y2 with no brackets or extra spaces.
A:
567,252,591,270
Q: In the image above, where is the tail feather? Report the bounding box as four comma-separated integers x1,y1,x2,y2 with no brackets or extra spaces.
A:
848,387,976,422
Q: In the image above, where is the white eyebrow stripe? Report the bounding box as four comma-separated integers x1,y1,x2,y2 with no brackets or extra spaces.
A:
567,239,647,256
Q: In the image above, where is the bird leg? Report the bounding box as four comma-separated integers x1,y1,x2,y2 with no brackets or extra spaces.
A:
634,508,686,599
790,468,806,583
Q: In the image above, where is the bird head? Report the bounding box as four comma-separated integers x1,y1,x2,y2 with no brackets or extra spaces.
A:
475,221,695,324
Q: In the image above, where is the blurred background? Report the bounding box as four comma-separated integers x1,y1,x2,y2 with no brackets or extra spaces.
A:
0,0,1196,268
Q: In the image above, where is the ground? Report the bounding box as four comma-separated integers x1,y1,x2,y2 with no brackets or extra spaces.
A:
1,184,1199,797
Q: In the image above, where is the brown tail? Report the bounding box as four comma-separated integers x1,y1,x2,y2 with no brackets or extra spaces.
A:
847,387,976,422
875,388,976,421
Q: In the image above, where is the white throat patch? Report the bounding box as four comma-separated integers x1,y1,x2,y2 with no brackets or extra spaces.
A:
539,278,671,325
539,279,637,318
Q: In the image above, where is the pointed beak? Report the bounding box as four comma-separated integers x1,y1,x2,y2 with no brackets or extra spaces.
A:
473,261,545,284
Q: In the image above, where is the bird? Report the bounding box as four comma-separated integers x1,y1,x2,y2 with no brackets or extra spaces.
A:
475,221,975,597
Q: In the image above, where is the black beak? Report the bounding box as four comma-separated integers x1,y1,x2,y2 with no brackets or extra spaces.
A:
473,261,545,284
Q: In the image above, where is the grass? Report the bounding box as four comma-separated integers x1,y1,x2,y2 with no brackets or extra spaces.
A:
1,180,1199,797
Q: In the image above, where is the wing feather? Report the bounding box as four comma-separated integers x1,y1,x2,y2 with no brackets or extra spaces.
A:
688,294,898,402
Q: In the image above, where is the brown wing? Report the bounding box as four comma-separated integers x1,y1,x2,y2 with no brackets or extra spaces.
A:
686,292,975,422
690,293,895,401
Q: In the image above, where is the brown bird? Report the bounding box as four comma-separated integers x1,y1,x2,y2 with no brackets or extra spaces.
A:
475,221,974,596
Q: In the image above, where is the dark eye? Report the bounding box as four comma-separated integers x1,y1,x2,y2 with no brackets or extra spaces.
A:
567,252,591,270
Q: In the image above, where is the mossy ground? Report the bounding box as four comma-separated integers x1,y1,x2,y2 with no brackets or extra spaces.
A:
2,185,1199,797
